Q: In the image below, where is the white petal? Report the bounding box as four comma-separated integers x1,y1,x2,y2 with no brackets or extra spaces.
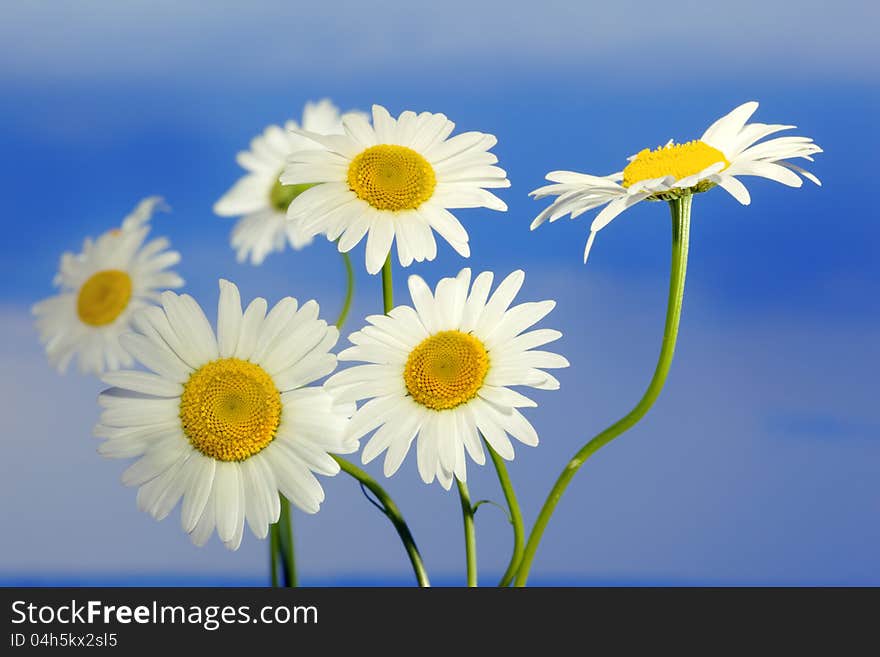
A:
713,174,751,205
724,159,803,187
101,370,182,397
181,455,215,533
469,398,514,460
189,488,216,547
336,209,372,254
213,462,243,543
365,218,395,275
435,410,458,474
217,279,242,358
504,328,563,352
432,272,467,330
590,192,649,233
343,112,378,148
701,101,760,151
137,451,193,521
122,435,188,486
454,407,485,466
418,204,469,245
501,350,570,369
119,334,190,383
777,161,821,186
498,408,540,447
383,425,417,478
266,446,324,514
474,270,524,336
214,174,272,216
407,274,441,333
416,416,439,484
477,385,537,409
484,300,555,346
431,184,507,211
583,231,598,264
240,458,271,539
234,297,268,360
460,271,494,333
134,306,200,371
371,104,397,143
361,408,415,464
251,297,298,363
161,292,218,366
346,394,407,442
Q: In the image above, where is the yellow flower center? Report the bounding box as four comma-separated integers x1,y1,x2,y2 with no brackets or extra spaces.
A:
269,178,315,212
76,269,133,326
179,358,282,462
622,140,729,188
347,145,437,211
403,330,489,411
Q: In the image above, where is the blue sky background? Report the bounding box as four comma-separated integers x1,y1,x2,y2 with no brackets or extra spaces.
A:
1,1,878,585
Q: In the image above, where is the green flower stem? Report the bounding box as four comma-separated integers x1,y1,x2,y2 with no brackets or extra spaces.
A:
514,194,693,587
333,456,431,587
269,525,280,587
456,479,478,587
381,254,394,313
335,251,355,329
277,496,297,587
485,439,524,587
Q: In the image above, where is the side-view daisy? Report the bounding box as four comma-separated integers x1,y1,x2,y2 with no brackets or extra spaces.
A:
530,101,822,262
282,104,510,275
214,99,360,265
95,280,355,550
33,197,183,374
325,268,568,489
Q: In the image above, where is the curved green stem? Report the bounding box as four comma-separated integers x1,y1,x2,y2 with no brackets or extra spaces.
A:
277,496,297,587
381,254,394,313
486,439,524,587
456,479,478,587
514,194,692,586
333,456,431,587
335,251,355,329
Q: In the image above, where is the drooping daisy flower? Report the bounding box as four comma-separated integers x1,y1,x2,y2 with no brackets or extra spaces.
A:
214,99,360,265
325,268,567,489
530,101,822,262
282,104,510,275
33,197,183,374
95,280,354,550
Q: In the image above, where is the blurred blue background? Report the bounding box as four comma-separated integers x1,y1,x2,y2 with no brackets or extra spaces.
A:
1,1,877,586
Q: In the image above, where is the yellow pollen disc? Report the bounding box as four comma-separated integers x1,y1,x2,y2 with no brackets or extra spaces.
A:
403,330,490,411
347,144,437,211
622,140,729,188
179,358,282,462
76,269,133,326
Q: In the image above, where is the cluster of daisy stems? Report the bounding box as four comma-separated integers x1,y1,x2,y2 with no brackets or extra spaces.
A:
35,100,820,587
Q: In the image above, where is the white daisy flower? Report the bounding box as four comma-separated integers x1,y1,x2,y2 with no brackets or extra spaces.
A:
282,104,510,275
530,101,822,262
33,197,183,374
325,268,568,490
214,99,360,265
95,280,355,550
